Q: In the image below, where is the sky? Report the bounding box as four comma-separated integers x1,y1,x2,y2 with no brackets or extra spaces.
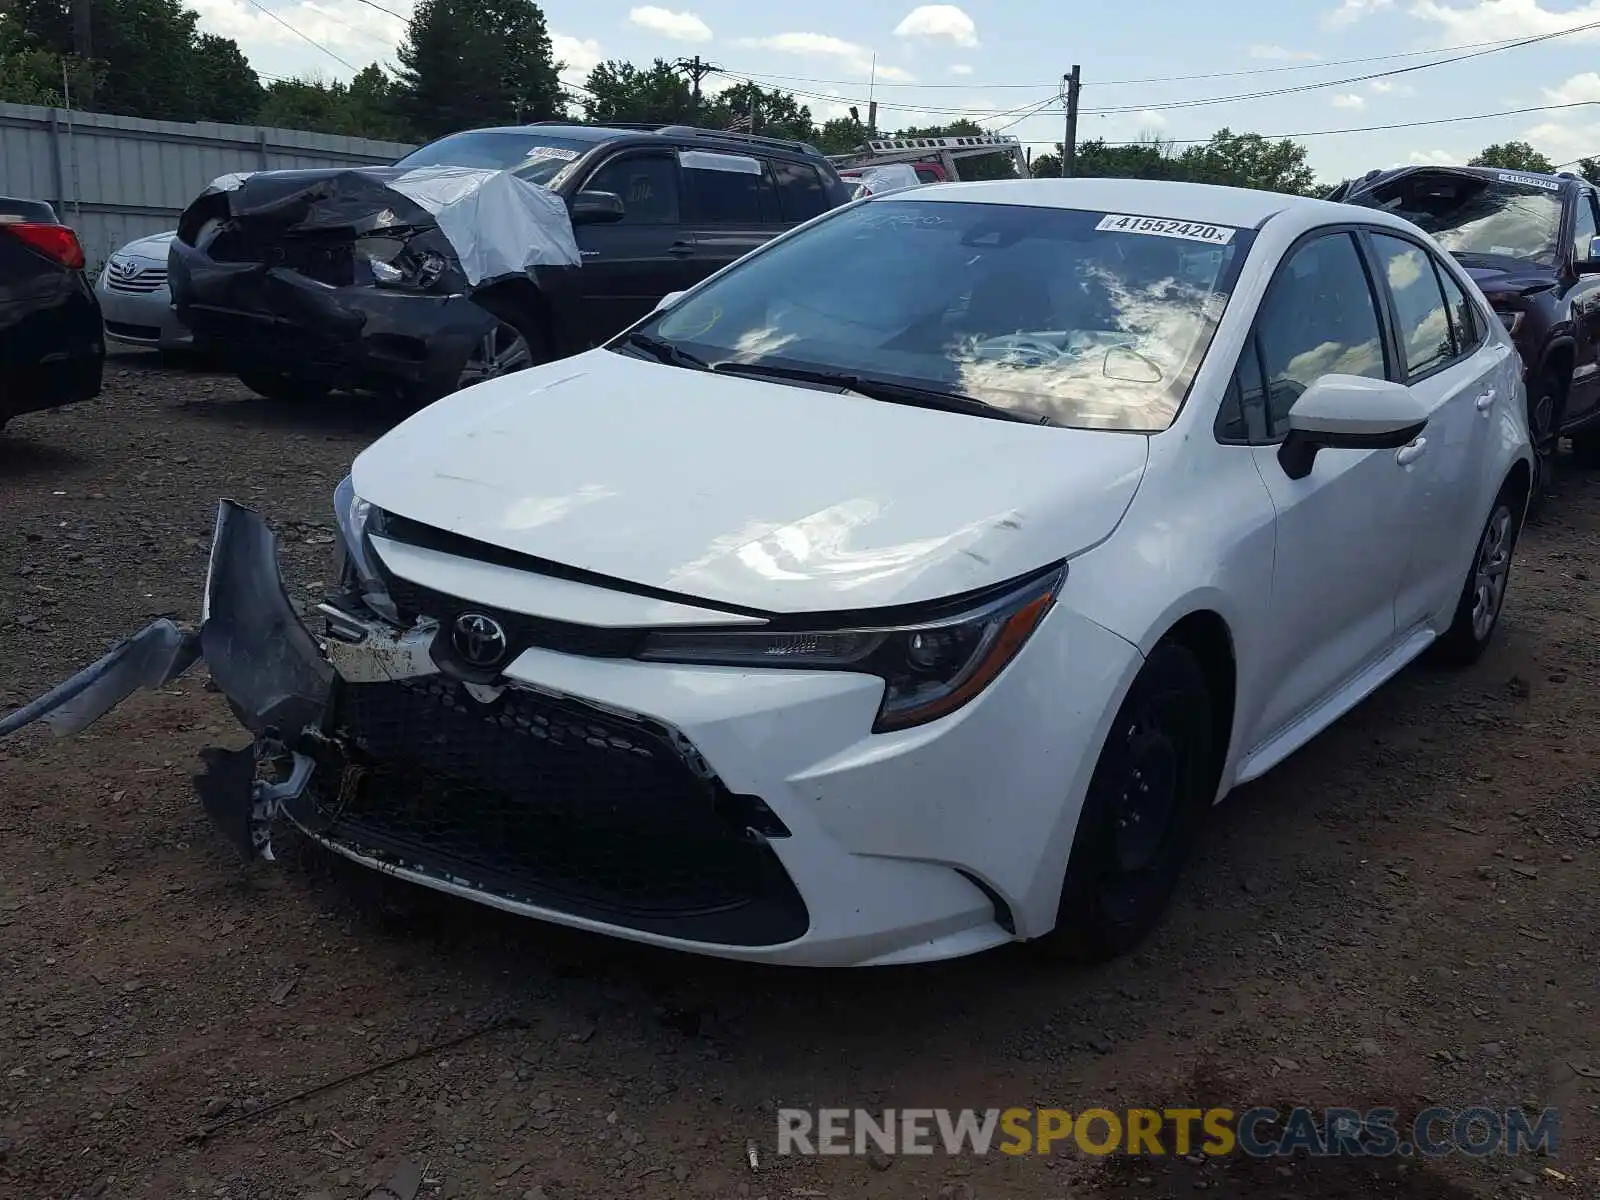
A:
184,0,1600,181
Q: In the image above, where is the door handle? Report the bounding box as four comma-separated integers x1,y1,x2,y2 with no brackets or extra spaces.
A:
1396,437,1428,466
667,241,695,258
1475,388,1496,412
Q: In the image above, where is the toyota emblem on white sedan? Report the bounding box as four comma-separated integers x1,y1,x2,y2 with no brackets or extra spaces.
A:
452,612,508,667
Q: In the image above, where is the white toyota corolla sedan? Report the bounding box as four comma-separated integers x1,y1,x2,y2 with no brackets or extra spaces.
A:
1,178,1531,968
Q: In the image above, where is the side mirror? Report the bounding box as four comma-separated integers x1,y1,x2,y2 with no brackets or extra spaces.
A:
1278,373,1428,480
653,290,686,312
571,190,625,225
1575,235,1600,274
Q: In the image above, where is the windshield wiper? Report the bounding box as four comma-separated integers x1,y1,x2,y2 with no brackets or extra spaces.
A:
710,361,1055,425
619,332,710,371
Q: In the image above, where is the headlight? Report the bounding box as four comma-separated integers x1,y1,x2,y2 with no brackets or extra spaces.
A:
637,566,1064,732
355,228,448,290
332,474,397,621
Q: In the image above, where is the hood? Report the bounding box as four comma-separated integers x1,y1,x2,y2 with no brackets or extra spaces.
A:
118,230,177,261
351,350,1150,615
1450,252,1557,301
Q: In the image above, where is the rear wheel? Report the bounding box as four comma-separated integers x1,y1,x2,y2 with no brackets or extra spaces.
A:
236,370,330,403
1427,482,1523,668
1037,641,1216,963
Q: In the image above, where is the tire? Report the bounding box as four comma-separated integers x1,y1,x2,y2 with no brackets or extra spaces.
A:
1426,482,1523,668
236,370,330,403
1525,365,1562,517
1037,640,1216,963
454,316,543,392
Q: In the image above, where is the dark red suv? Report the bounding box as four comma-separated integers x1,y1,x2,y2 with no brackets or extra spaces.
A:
1331,165,1600,494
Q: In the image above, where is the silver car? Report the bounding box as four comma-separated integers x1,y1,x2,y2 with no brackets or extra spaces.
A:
96,231,190,350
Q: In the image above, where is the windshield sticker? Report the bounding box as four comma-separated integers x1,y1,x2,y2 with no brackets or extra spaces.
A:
525,146,579,162
1496,172,1559,191
679,150,762,175
1095,214,1236,245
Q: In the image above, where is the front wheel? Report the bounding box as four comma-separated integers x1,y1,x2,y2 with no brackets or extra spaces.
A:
1037,641,1216,963
1427,485,1522,668
455,318,542,391
1525,366,1562,516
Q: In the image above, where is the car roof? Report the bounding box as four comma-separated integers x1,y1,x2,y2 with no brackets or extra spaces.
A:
472,124,626,142
460,122,829,161
1342,164,1582,195
881,177,1339,229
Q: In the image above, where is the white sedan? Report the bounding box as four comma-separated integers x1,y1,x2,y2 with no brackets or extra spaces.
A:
1,178,1531,967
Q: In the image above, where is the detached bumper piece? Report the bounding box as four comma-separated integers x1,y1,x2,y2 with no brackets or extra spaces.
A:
287,677,809,947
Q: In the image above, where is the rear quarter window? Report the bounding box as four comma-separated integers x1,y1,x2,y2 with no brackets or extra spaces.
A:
771,159,830,223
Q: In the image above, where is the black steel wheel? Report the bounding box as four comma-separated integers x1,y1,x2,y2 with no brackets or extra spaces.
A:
1039,640,1216,963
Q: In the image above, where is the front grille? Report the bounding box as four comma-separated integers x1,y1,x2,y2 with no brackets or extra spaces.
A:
286,677,808,946
379,564,643,659
207,226,355,287
105,265,167,293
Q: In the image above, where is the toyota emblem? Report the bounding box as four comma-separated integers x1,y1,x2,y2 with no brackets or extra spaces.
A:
451,612,508,668
110,258,139,280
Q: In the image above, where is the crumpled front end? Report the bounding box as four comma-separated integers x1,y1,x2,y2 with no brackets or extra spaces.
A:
0,500,811,951
170,166,581,396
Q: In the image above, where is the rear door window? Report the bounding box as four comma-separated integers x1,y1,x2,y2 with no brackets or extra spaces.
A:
770,159,830,223
680,150,771,224
1370,233,1455,379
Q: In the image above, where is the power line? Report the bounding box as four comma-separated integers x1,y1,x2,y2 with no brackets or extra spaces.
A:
346,0,408,20
241,0,358,72
1080,18,1600,116
718,30,1587,92
713,71,1058,117
1019,99,1600,147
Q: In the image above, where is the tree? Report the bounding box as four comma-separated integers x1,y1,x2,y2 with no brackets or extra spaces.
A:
394,0,562,141
813,115,867,155
704,81,813,141
580,58,692,125
1578,157,1600,188
4,0,260,120
891,119,1018,180
1176,128,1316,195
1469,141,1556,173
255,67,411,141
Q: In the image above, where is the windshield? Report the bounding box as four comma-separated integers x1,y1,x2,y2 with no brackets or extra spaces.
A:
1359,171,1565,265
627,199,1253,432
393,131,591,186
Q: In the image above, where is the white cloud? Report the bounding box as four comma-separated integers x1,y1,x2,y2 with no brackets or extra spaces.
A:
1332,92,1367,108
552,34,603,81
1325,0,1394,27
188,0,400,60
1129,109,1169,128
1543,70,1600,104
893,5,979,47
734,32,914,80
627,6,712,42
949,63,975,76
1411,0,1600,45
1407,149,1459,164
1248,43,1320,60
1369,79,1416,96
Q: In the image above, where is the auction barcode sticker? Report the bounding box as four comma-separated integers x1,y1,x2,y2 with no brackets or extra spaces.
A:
1496,172,1560,191
1094,214,1237,245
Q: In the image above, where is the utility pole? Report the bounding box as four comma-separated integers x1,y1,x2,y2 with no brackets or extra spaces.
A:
70,0,91,59
673,55,720,122
1061,65,1081,177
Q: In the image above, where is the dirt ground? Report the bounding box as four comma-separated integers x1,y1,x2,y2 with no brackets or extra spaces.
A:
1,355,1597,1200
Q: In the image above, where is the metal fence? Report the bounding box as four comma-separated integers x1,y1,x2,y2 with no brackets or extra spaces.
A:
0,101,416,268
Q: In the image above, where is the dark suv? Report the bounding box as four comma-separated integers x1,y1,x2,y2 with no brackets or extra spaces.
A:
170,123,852,403
1331,165,1600,490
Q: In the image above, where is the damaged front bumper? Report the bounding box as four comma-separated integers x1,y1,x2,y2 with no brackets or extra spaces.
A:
171,240,494,397
0,501,816,951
